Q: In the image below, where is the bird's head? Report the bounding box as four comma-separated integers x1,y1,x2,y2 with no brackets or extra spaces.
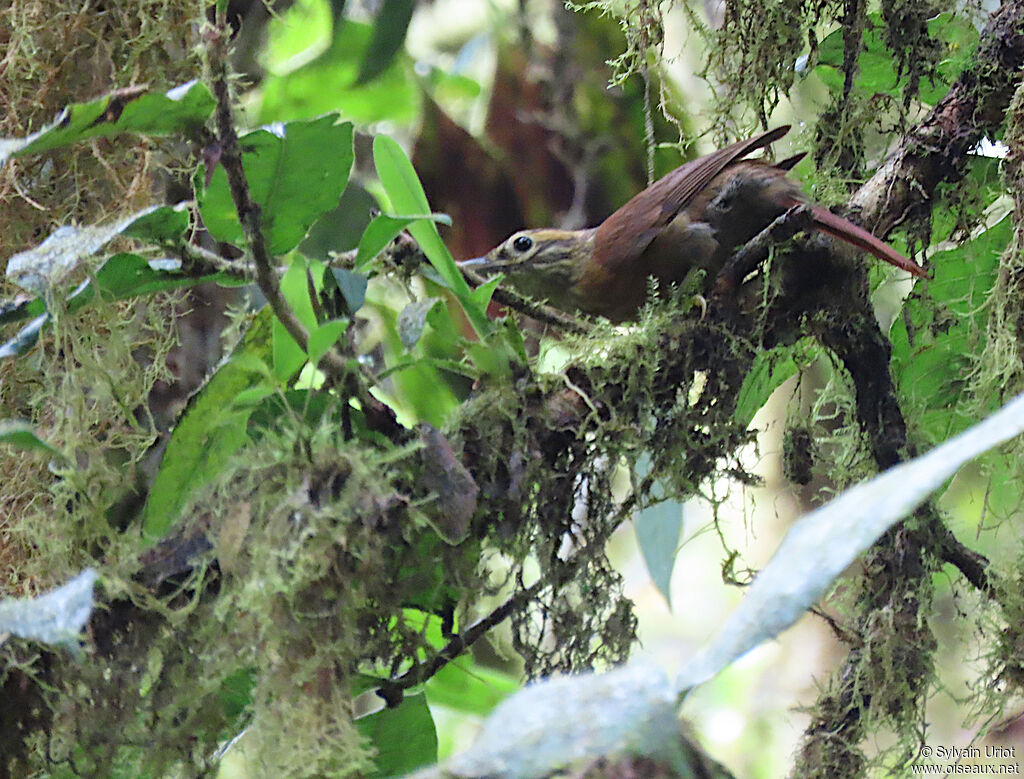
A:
458,228,595,313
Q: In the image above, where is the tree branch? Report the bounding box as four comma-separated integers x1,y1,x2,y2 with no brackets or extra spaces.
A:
205,15,349,383
460,264,591,334
849,0,1024,238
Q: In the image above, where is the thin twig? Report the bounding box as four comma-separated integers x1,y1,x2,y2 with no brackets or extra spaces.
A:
376,580,544,707
713,204,815,296
460,264,591,334
174,240,256,279
205,15,348,382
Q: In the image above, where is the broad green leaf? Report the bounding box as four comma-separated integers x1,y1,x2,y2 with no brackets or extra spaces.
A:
121,202,191,244
889,215,1008,445
307,319,348,367
273,259,321,380
372,135,491,338
424,659,519,717
326,267,369,314
468,276,502,312
199,116,354,255
300,185,376,262
0,420,63,459
264,0,333,71
634,500,683,608
975,449,1024,522
355,693,437,777
142,311,275,539
218,668,257,722
815,12,978,105
355,212,452,269
376,302,460,426
927,12,982,102
88,253,243,298
734,338,820,428
355,0,415,86
260,19,420,126
632,453,683,608
399,607,449,648
0,82,215,163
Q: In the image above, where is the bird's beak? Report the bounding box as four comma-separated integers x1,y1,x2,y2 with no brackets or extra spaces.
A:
458,256,514,272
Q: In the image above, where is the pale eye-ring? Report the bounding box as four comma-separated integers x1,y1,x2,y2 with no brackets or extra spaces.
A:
512,235,533,253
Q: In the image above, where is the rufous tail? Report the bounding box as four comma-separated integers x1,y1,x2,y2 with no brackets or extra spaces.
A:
805,202,928,279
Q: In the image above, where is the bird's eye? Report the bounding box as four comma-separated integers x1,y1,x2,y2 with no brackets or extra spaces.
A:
512,235,533,253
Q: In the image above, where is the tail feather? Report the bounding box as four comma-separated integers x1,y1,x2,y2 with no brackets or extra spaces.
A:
805,203,927,279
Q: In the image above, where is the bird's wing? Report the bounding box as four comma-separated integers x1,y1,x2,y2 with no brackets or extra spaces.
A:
593,126,791,270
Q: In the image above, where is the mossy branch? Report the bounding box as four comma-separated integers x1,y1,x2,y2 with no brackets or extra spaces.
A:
792,2,1024,772
848,0,1024,238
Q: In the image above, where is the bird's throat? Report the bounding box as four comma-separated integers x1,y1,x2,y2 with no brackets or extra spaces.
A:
505,256,586,312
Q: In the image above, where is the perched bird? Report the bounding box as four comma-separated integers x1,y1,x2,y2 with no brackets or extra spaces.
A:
460,126,925,323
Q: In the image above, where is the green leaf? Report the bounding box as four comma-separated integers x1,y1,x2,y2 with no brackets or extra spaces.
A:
326,267,369,313
425,658,519,717
0,82,215,164
356,693,437,777
307,319,348,366
199,116,354,255
355,0,416,86
260,20,420,126
468,276,502,312
814,12,978,105
121,203,191,244
218,668,256,723
734,338,820,428
889,215,1008,445
264,0,333,70
0,420,63,459
90,253,238,299
376,303,461,426
142,311,275,540
273,259,321,380
372,135,491,338
634,500,682,609
355,212,451,269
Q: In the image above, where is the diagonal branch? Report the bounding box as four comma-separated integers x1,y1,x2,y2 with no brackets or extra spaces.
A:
205,15,349,382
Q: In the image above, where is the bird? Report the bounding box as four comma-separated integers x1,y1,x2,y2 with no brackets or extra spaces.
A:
459,126,926,323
